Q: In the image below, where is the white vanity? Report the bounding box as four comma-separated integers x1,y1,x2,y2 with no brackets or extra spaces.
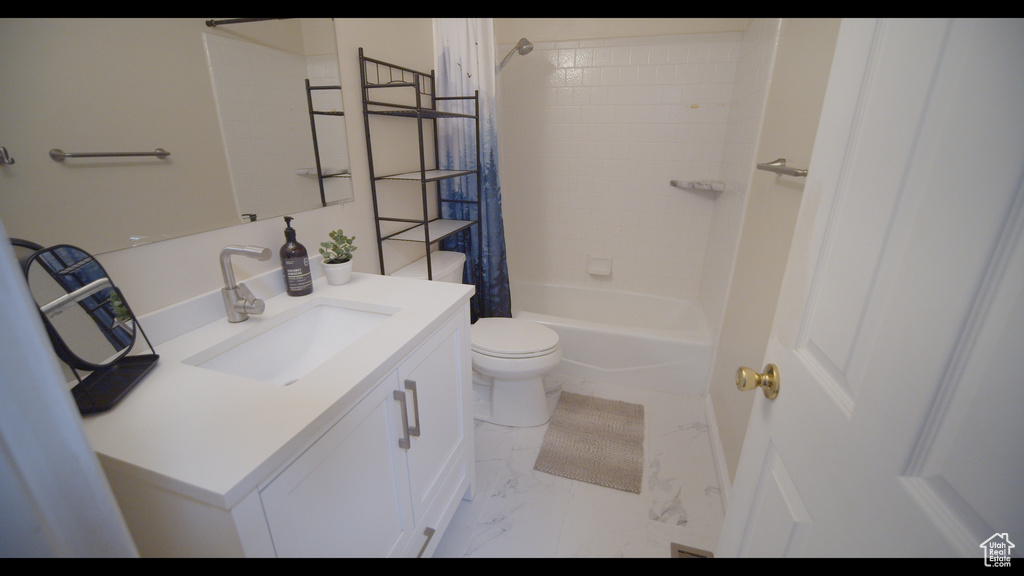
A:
80,272,475,557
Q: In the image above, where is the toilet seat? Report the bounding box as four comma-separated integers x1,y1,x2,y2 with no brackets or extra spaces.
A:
471,318,559,359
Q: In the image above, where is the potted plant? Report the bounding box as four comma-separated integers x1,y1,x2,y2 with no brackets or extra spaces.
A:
319,229,357,285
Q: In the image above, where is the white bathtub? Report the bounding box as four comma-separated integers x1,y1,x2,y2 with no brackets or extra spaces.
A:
510,281,712,395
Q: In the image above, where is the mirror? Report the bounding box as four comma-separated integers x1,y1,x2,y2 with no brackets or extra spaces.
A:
0,18,352,255
25,245,134,368
23,244,158,413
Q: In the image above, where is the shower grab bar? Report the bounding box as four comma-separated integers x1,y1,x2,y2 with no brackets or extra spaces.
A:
756,158,807,177
49,148,170,162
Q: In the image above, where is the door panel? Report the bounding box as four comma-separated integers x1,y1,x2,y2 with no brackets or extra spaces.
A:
719,18,1024,557
741,442,812,557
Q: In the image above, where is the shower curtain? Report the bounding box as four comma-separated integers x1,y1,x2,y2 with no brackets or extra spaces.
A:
433,18,511,320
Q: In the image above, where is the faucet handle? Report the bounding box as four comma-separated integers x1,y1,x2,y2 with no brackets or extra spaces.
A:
232,282,265,315
234,297,265,316
223,282,265,323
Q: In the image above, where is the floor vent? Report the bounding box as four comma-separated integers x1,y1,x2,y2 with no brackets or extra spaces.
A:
671,542,714,558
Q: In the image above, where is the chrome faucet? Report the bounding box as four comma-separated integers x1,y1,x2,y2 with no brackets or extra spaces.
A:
220,245,272,322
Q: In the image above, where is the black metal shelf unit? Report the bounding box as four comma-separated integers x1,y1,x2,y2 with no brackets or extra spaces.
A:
359,48,481,281
305,79,351,207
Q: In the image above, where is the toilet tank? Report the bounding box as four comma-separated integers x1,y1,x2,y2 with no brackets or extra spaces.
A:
391,251,465,283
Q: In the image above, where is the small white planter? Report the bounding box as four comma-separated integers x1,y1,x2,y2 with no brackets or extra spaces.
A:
322,260,353,285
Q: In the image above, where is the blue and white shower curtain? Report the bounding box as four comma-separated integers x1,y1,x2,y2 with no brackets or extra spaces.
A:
433,18,512,320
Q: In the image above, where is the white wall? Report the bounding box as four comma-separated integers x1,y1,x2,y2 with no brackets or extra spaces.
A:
699,20,781,340
709,19,840,481
497,32,743,302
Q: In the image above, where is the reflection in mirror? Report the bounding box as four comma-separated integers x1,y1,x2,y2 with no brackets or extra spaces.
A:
204,22,353,218
23,244,158,414
25,245,136,368
0,18,351,255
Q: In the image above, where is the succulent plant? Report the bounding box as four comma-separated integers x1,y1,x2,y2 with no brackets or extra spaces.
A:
319,229,357,264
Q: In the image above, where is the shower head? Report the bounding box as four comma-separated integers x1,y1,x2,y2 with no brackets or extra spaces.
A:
496,37,534,74
515,37,534,55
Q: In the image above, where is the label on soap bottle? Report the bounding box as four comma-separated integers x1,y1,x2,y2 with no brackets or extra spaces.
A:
282,256,312,296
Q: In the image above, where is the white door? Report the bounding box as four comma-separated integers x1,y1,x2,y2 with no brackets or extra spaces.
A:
718,18,1024,557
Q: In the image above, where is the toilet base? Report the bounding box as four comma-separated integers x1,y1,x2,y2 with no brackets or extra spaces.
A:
473,372,551,427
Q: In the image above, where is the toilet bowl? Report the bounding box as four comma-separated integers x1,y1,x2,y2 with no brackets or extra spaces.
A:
391,252,562,426
471,317,561,426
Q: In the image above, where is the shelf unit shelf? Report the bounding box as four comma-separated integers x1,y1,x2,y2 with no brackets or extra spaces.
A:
359,48,481,282
380,218,477,243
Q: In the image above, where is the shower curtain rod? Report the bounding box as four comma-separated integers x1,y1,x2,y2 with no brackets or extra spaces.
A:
205,18,289,28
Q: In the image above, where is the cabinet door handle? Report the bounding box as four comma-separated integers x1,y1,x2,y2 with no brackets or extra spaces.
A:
393,390,411,449
417,527,436,558
404,379,421,437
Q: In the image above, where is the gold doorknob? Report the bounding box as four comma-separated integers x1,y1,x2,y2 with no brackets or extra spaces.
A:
736,364,780,399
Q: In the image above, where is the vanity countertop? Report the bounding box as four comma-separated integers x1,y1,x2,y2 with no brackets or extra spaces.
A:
80,272,474,510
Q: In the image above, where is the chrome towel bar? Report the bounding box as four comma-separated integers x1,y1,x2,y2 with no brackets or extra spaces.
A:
756,158,807,177
49,148,170,162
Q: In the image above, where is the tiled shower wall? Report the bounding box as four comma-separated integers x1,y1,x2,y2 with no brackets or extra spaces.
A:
497,32,743,302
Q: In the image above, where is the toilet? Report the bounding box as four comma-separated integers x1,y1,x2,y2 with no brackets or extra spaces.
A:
392,251,562,426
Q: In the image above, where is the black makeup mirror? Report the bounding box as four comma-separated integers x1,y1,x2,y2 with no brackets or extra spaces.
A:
21,244,158,414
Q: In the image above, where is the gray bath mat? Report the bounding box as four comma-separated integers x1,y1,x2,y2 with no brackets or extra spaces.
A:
533,392,645,494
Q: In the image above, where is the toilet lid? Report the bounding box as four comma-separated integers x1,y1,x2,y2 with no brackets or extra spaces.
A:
471,318,559,358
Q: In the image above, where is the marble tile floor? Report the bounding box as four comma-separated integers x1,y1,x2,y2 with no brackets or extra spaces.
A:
433,372,725,558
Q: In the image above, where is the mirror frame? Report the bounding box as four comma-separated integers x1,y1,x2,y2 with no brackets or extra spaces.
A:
23,244,138,371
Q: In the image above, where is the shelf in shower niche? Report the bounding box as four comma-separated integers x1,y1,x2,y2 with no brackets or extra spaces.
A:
670,180,725,193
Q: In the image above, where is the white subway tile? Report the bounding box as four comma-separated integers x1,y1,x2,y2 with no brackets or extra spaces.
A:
498,31,748,300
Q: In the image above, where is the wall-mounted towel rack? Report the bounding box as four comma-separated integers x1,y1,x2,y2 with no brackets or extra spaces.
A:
756,158,807,177
49,148,170,162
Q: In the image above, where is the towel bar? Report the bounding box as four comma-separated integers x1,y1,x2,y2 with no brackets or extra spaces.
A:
49,148,170,162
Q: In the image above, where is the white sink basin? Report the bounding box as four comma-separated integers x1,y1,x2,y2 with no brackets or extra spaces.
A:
184,298,396,386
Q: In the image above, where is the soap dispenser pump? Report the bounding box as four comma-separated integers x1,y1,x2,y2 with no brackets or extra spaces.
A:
280,216,312,296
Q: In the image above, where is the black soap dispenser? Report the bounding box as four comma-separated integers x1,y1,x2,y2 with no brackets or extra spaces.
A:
280,216,313,296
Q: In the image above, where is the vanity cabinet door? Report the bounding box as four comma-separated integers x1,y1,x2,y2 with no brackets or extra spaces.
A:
259,372,413,557
396,321,466,524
